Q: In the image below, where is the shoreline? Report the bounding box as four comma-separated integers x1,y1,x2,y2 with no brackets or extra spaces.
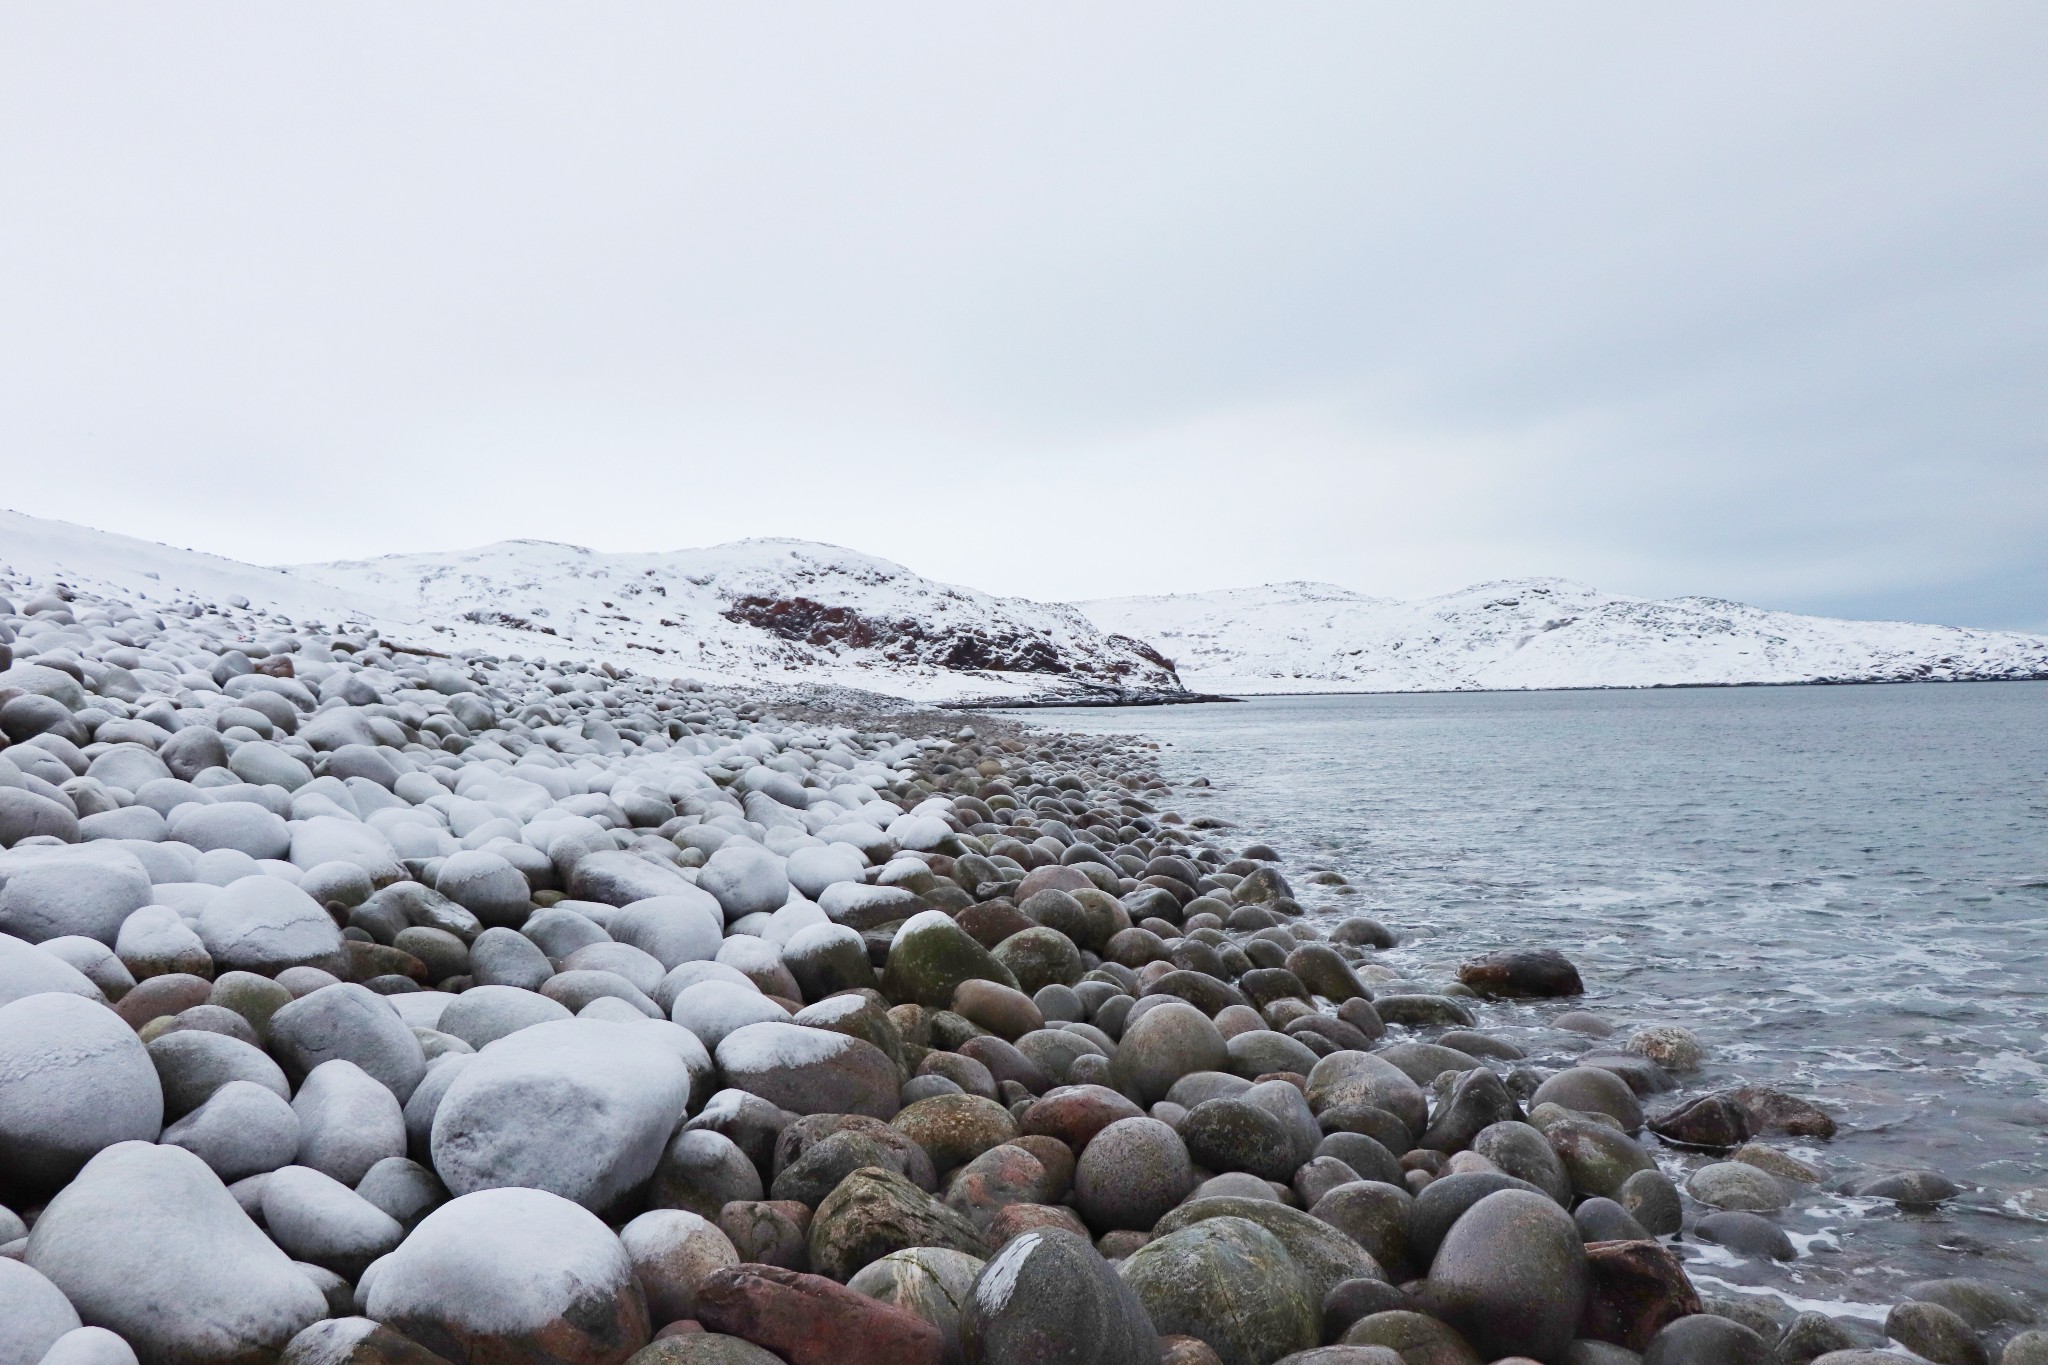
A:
0,571,2030,1365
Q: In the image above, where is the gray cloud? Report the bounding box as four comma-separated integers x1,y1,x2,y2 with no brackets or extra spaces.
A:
2,3,2042,627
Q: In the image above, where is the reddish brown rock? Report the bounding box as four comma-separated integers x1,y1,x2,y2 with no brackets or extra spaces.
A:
115,972,213,1029
1578,1239,1702,1351
1722,1086,1838,1140
1456,949,1583,1000
717,1201,811,1272
944,1144,1053,1233
892,1093,1019,1174
280,1318,455,1365
693,1263,945,1365
1019,1085,1144,1153
956,901,1035,951
1010,1133,1075,1198
986,1201,1093,1244
1159,1336,1226,1365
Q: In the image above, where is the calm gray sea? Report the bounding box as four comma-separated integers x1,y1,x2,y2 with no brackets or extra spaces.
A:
1029,682,2048,1316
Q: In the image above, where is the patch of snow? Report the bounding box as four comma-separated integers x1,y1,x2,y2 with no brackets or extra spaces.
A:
1079,577,2048,693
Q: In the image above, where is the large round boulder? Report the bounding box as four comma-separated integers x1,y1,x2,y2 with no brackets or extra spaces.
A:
1108,1001,1228,1107
0,848,153,946
25,1142,325,1365
362,1187,650,1365
1117,1216,1319,1365
432,1018,692,1212
848,1247,985,1362
715,1022,901,1120
1073,1116,1194,1232
192,877,346,977
959,1228,1159,1365
0,991,163,1192
698,844,791,922
0,1259,81,1365
268,982,428,1102
883,911,1020,1009
619,1209,740,1327
1427,1190,1587,1364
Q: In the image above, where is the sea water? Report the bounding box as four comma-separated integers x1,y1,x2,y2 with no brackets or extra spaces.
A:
1031,682,2048,1312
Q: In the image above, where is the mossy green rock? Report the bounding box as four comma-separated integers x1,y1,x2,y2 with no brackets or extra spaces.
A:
1546,1117,1656,1199
991,927,1084,996
1151,1195,1382,1304
883,912,1020,1009
1118,1216,1318,1365
808,1164,990,1281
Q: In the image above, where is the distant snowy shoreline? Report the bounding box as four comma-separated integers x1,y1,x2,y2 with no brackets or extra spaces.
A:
7,510,2043,703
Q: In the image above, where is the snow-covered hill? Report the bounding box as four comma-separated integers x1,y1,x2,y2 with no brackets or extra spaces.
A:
0,511,1182,703
9,510,2042,701
1078,578,2048,693
290,539,1181,702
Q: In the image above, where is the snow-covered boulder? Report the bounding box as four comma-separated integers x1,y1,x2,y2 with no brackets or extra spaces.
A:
191,877,346,977
786,843,866,900
34,936,135,1001
432,851,531,929
714,1021,901,1120
607,892,723,970
0,932,103,1007
114,906,212,980
260,1165,405,1280
31,1327,135,1365
25,1143,326,1365
0,847,153,945
0,1259,81,1365
0,992,162,1192
436,984,573,1051
168,802,292,860
430,1018,691,1212
565,850,695,908
360,1187,649,1363
160,1079,301,1181
618,1208,738,1326
697,843,789,922
669,980,789,1051
291,1060,407,1186
267,982,427,1101
288,817,403,886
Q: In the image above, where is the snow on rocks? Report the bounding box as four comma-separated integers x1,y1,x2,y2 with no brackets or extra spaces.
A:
25,1142,327,1365
359,1187,649,1364
0,846,154,946
607,892,723,969
160,1078,302,1180
292,1059,408,1185
698,843,791,922
193,877,347,978
0,1258,82,1365
714,1021,901,1120
260,1164,406,1280
435,983,573,1050
618,1208,740,1327
33,1328,138,1365
670,980,789,1050
0,992,162,1192
269,983,428,1101
0,932,104,1006
429,1018,691,1211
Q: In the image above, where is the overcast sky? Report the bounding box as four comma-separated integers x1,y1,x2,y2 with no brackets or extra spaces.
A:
3,5,2043,628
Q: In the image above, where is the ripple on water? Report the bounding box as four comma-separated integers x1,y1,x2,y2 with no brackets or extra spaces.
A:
1032,682,2048,1308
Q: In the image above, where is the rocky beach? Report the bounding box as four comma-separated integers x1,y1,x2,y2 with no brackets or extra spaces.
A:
0,574,2040,1365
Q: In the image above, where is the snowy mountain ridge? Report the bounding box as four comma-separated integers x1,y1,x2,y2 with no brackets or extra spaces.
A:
1076,578,2048,693
6,509,2042,701
0,511,1180,704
